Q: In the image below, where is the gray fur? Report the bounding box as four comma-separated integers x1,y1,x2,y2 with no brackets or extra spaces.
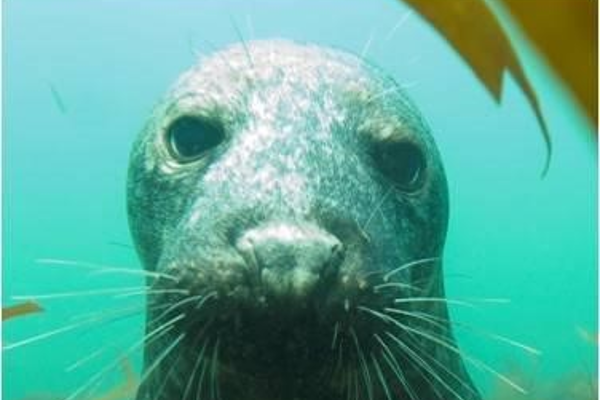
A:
128,40,480,400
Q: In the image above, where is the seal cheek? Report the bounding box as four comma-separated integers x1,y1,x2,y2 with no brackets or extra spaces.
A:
235,222,344,301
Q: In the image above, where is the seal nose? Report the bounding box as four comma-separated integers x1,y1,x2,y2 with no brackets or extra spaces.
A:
236,223,344,299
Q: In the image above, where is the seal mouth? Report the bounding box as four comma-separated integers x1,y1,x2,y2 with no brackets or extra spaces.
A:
140,252,468,400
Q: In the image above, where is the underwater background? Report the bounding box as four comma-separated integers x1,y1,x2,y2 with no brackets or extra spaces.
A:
2,1,596,399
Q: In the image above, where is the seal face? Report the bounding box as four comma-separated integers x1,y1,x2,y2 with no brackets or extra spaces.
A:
128,40,481,400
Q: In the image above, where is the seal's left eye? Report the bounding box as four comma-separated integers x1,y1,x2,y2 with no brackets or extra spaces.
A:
166,117,224,162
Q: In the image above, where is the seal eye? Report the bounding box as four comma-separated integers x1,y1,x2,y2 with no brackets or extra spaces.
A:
166,117,224,162
379,142,425,191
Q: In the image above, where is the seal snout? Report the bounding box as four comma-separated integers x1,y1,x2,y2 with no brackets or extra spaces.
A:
236,222,344,300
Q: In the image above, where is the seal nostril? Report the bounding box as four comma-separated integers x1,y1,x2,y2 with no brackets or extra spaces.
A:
235,223,344,298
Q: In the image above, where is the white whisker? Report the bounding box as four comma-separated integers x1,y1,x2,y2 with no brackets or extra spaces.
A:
362,187,395,232
64,314,182,400
405,309,541,356
35,258,177,281
3,305,145,351
183,340,209,400
114,288,189,299
374,333,419,400
385,331,467,400
138,333,185,386
360,30,376,59
385,10,413,41
399,81,419,89
64,339,129,373
13,285,149,301
374,281,420,293
332,321,340,350
230,16,254,68
383,257,439,281
367,86,401,104
151,294,206,326
392,297,477,308
196,343,211,400
386,313,528,395
350,327,374,400
210,337,221,400
371,352,393,400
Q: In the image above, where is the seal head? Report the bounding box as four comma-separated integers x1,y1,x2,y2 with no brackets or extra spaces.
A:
128,40,480,400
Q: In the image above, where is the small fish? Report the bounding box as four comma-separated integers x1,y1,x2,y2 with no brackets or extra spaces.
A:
48,82,68,114
2,300,44,321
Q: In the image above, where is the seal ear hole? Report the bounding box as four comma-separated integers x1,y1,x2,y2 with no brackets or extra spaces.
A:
166,116,225,162
378,141,426,191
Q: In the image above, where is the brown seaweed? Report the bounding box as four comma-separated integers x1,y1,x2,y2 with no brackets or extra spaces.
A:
18,357,139,400
400,0,551,175
2,301,44,322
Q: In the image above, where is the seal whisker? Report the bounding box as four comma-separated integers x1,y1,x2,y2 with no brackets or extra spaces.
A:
229,16,254,69
64,340,123,373
114,288,190,299
152,338,188,400
196,344,211,400
360,29,376,60
150,293,209,328
366,86,402,104
405,332,481,398
384,10,413,42
64,314,181,400
399,80,420,90
392,297,478,308
68,301,167,324
373,281,422,293
332,321,340,350
374,333,419,400
183,340,209,400
333,335,346,384
210,337,221,400
384,331,468,400
383,257,440,282
383,312,528,395
3,303,147,351
361,307,464,398
195,291,217,309
36,257,177,281
139,333,185,393
389,308,541,356
12,285,150,301
370,352,393,400
361,186,395,233
379,308,482,398
350,327,374,400
352,364,359,400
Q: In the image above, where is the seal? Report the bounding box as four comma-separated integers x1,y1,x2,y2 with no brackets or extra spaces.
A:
128,40,481,400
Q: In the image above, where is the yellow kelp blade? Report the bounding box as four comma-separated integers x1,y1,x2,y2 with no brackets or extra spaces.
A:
2,301,44,322
502,0,597,128
401,0,551,175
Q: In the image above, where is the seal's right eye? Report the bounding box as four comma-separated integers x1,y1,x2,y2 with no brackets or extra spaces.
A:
377,141,426,192
166,117,225,163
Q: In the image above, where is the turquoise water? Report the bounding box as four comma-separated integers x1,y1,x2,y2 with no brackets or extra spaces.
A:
3,1,596,399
